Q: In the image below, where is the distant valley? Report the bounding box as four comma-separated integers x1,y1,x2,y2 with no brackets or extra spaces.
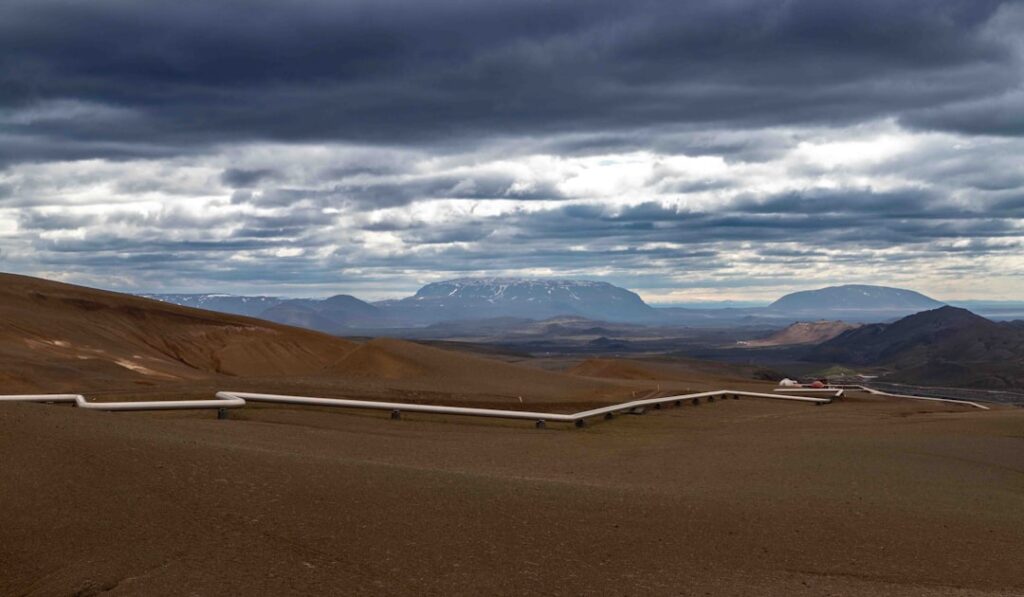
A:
140,278,1024,392
144,278,983,332
2,271,1021,396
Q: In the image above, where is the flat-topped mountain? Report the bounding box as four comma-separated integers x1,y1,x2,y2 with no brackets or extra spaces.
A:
376,278,659,324
770,284,943,313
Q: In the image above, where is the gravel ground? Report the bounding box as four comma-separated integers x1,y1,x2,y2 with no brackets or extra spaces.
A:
3,391,1022,596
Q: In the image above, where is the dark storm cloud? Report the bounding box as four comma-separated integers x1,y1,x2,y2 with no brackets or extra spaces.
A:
15,203,338,259
487,191,1021,250
221,168,278,188
1,0,1022,298
993,194,1024,214
904,91,1024,137
2,0,1021,166
340,175,564,206
732,189,984,219
220,170,565,212
17,211,99,230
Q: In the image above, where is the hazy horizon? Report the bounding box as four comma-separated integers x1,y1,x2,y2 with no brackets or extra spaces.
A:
8,269,1024,305
119,275,1024,308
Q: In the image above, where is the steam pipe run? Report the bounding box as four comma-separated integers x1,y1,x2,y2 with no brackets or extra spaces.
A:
0,388,833,426
0,393,245,411
773,385,989,410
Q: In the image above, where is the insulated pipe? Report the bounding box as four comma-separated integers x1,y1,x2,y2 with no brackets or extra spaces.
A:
773,388,845,395
220,389,833,423
854,385,989,410
773,385,988,410
1,388,834,427
566,389,829,421
0,393,245,411
217,391,581,422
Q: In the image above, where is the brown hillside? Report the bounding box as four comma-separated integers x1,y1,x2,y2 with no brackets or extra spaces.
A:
568,357,774,392
327,337,619,402
0,273,624,406
570,358,669,381
0,273,356,392
739,320,860,347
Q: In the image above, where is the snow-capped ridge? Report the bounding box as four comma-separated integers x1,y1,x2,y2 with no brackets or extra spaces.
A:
401,277,658,322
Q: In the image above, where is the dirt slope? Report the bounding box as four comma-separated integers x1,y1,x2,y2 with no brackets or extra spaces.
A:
0,273,358,391
0,273,623,405
326,337,620,402
739,320,860,347
568,356,778,392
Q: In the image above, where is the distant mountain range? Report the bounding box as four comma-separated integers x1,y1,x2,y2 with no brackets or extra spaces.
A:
138,293,282,318
143,279,1005,333
146,278,661,330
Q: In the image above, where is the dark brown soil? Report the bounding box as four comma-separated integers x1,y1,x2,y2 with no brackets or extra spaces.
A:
3,392,1022,596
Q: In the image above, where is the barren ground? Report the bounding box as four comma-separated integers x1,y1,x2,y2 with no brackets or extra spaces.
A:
3,275,1023,595
3,389,1022,596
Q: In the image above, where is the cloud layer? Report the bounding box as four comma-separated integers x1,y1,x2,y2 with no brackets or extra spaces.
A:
1,0,1022,301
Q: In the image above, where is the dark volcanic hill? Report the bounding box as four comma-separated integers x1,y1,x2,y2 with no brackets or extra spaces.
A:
771,285,943,314
262,295,383,332
811,306,1024,389
376,278,660,324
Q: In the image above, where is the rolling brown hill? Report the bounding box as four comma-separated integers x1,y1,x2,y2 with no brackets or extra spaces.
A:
738,320,860,347
325,337,620,402
0,273,625,405
0,273,359,392
568,356,781,392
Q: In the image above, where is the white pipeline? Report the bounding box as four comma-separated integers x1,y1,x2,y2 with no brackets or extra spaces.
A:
0,388,834,427
773,385,989,410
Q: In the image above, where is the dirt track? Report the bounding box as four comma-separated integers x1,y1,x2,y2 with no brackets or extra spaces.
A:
3,393,1022,596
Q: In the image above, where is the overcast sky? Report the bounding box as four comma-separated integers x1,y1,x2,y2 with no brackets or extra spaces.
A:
1,0,1022,302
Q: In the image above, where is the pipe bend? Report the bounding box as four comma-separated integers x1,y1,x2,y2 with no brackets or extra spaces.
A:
1,386,849,426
